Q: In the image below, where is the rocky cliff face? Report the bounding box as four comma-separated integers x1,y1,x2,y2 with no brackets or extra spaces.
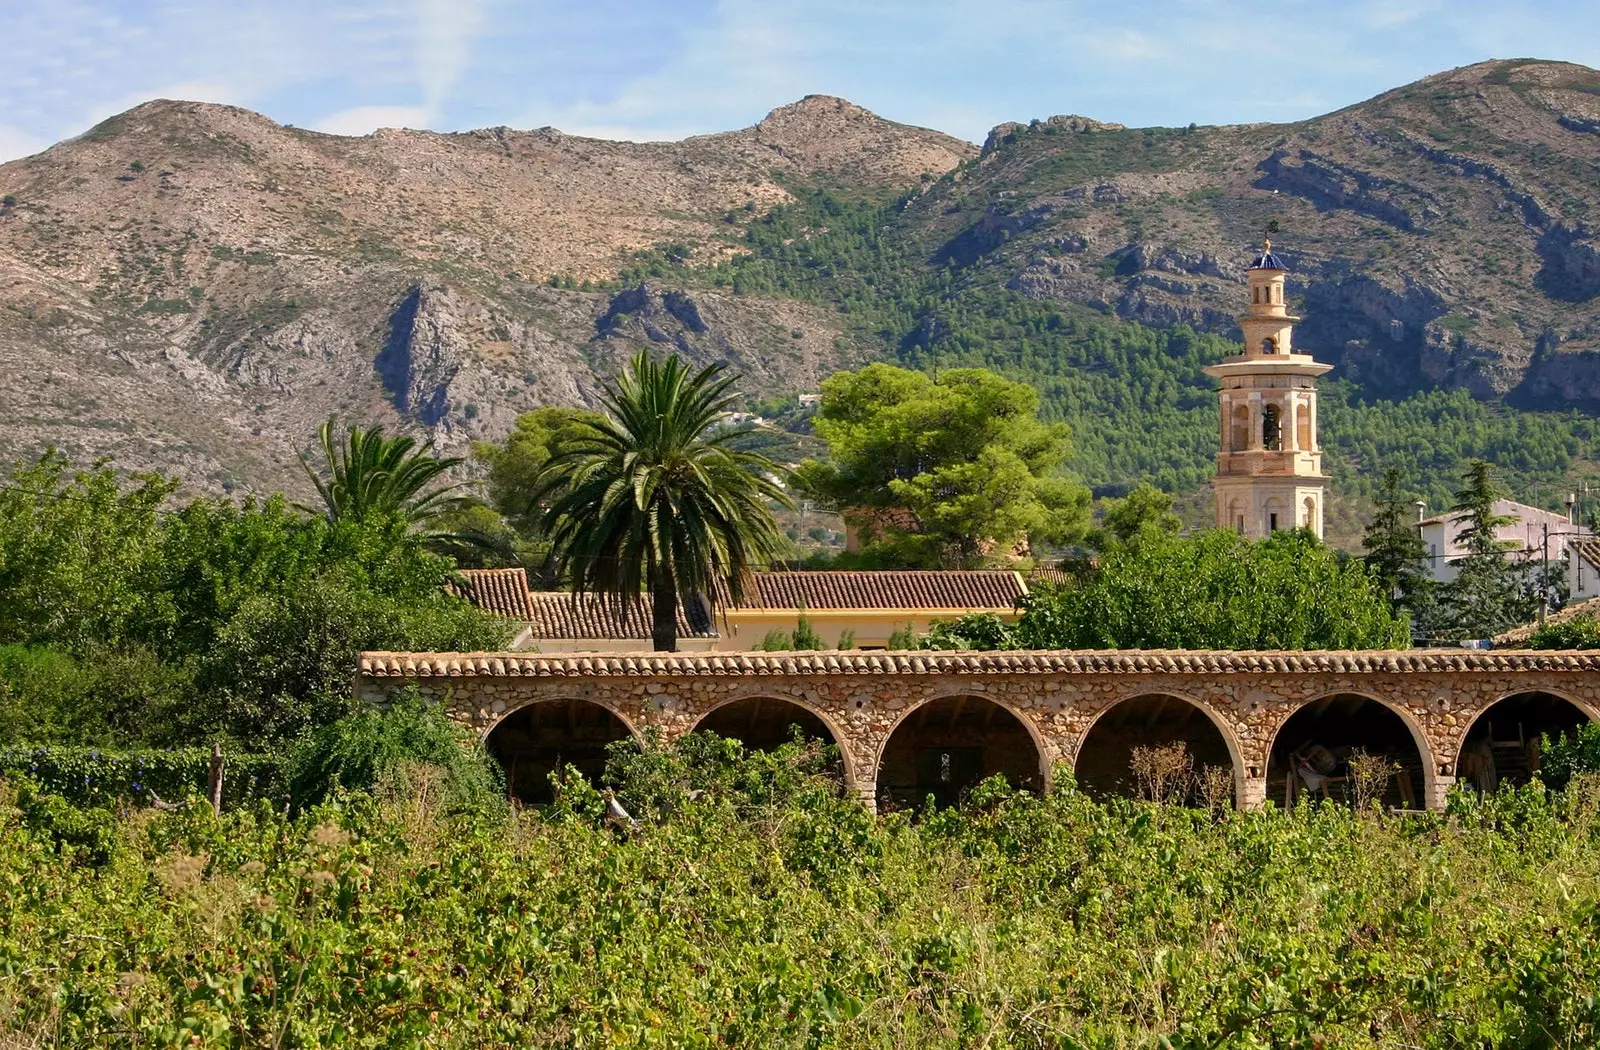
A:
2,60,1599,496
906,59,1600,403
0,97,970,491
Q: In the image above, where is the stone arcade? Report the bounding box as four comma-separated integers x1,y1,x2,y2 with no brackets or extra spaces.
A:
356,648,1600,811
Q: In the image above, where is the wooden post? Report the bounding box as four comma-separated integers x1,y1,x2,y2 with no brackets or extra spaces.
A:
208,742,224,814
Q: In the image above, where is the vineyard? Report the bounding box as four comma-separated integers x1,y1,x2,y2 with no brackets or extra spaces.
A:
4,738,1600,1048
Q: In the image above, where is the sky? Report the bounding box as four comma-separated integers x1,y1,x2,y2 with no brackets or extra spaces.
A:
1,0,1597,163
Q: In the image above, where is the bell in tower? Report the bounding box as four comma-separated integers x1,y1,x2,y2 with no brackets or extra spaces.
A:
1204,243,1332,539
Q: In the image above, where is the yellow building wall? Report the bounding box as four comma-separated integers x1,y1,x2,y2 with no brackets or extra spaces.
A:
715,608,1020,651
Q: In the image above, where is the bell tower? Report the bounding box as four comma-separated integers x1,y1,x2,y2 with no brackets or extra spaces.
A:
1204,243,1332,538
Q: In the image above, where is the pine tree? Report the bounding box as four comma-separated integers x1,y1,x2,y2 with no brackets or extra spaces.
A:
1437,461,1531,640
1361,468,1431,614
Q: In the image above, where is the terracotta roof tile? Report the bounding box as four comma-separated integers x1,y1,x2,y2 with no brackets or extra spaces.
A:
450,568,535,619
358,647,1600,678
1027,566,1074,588
526,592,717,641
730,570,1026,611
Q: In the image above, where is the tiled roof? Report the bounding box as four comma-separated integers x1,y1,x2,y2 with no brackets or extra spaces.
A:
527,592,717,640
1494,592,1600,647
450,568,535,619
450,568,716,640
1027,566,1074,589
359,647,1600,678
731,571,1026,611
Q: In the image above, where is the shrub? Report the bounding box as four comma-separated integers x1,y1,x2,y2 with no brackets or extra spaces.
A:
1524,614,1600,649
1543,721,1600,790
286,691,503,816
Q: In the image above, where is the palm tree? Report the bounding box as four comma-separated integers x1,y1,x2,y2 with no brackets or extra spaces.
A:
299,419,472,532
539,351,792,651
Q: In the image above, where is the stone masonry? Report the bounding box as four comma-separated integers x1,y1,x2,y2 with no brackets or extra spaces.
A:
355,649,1600,810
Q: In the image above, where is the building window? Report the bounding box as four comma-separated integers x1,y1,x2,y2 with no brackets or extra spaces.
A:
1269,512,1279,531
1303,496,1316,529
1262,337,1276,354
1231,404,1250,451
1262,404,1282,450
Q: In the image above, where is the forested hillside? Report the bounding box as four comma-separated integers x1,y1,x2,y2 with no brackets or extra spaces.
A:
634,186,1599,530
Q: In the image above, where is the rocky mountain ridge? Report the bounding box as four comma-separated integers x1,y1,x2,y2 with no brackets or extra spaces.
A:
0,96,970,490
2,60,1599,499
908,60,1600,405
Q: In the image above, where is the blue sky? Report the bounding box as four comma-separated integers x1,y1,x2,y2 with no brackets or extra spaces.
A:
1,0,1597,163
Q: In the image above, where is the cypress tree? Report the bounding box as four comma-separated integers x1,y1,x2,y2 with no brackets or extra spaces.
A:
1438,461,1532,640
1362,467,1431,614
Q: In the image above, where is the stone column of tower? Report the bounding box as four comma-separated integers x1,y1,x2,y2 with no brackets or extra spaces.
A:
1204,243,1332,539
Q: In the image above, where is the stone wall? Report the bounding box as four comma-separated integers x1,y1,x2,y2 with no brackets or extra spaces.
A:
355,650,1600,810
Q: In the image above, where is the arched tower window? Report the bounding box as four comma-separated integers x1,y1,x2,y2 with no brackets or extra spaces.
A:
1262,404,1281,450
1262,337,1276,354
1303,496,1317,529
1230,404,1250,452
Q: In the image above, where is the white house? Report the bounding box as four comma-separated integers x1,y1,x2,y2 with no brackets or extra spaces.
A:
1418,499,1587,586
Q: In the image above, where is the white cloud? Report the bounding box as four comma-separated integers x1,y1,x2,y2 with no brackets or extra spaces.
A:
0,124,47,163
313,104,431,135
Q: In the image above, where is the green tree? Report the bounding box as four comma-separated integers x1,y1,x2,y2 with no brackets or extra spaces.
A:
300,419,472,534
1436,461,1532,640
1087,482,1183,552
0,452,507,747
473,406,607,554
1361,467,1432,614
1012,529,1406,650
796,364,1089,568
539,351,791,651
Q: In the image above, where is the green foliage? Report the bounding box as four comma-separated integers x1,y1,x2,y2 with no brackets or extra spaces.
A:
835,628,856,650
886,622,919,650
792,612,824,650
286,692,503,816
1362,467,1434,622
0,746,285,808
8,754,1600,1043
0,452,508,747
299,418,472,536
540,351,792,651
1087,481,1182,551
1543,724,1600,790
1013,529,1408,650
797,363,1089,567
1525,614,1600,649
1431,460,1535,640
756,628,793,651
471,405,606,564
921,612,1016,651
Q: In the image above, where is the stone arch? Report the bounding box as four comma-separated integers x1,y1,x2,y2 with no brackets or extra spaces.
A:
874,692,1048,810
689,692,854,786
1262,404,1282,450
1073,691,1244,803
484,696,639,805
1230,404,1250,452
1455,688,1596,791
1268,692,1435,809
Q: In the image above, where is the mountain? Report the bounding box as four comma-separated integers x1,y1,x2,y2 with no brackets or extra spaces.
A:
0,95,972,490
1,59,1598,520
904,59,1600,405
